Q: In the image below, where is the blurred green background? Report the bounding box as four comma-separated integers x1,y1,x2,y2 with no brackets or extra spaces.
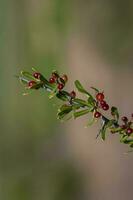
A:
0,0,133,200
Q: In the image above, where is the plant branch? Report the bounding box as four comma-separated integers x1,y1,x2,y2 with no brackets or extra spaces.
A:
17,69,133,149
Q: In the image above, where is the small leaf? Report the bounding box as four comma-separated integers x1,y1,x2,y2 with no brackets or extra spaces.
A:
86,117,96,127
73,109,90,119
100,116,111,140
99,128,105,140
32,67,38,72
57,104,72,120
75,80,94,99
91,87,99,93
21,71,37,81
73,98,94,108
111,106,119,120
56,91,70,101
48,86,58,99
87,97,95,107
120,135,133,144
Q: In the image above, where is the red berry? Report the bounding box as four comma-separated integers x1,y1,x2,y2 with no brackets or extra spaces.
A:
58,83,64,90
131,113,133,118
96,93,104,102
100,100,106,106
28,80,36,87
126,128,133,135
121,116,128,122
33,72,41,79
61,74,68,83
70,91,76,99
94,111,101,118
49,77,56,84
102,104,109,111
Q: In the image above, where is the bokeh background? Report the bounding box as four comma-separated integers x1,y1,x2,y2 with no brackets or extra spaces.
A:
0,0,133,200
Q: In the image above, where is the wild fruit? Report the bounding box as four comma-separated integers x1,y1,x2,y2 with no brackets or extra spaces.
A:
96,93,104,102
28,81,36,88
126,128,133,135
49,77,56,84
102,104,109,111
33,72,41,79
58,83,64,90
94,111,101,118
121,116,128,123
70,91,76,99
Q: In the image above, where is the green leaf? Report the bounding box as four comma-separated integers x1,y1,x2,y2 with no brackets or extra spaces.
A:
111,107,119,120
56,91,70,101
100,116,111,140
75,80,94,99
57,104,72,120
120,135,133,144
49,90,57,99
86,117,96,127
21,71,37,81
99,128,106,140
87,97,95,107
90,87,99,93
41,78,55,91
73,98,94,108
31,67,38,72
73,109,90,119
100,118,119,140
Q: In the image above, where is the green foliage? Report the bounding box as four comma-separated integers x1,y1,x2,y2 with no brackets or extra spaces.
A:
111,106,119,121
75,80,94,100
57,104,72,120
17,69,133,150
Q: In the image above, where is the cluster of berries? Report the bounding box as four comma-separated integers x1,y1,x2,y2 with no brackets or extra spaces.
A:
94,92,109,118
49,72,68,90
27,72,68,90
28,71,77,99
121,115,133,135
28,72,41,87
49,72,77,99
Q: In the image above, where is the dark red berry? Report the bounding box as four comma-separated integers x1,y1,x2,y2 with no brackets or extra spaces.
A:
33,72,41,79
131,113,133,118
102,104,109,111
96,93,104,102
28,81,36,88
126,128,133,135
58,83,64,90
61,74,68,83
49,77,56,84
94,111,101,118
70,91,76,99
121,116,128,123
100,100,106,106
